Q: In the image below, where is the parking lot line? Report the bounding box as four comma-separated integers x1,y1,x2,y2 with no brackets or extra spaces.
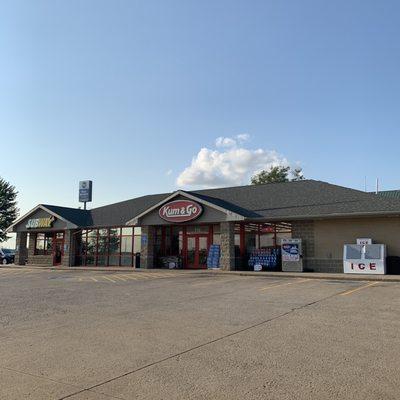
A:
191,278,243,287
258,278,311,292
150,273,172,278
71,271,190,284
102,275,117,283
339,281,379,296
0,270,31,277
112,275,128,281
119,274,139,280
0,269,22,273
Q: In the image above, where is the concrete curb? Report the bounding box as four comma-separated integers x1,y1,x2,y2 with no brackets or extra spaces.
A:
2,264,400,282
208,270,400,282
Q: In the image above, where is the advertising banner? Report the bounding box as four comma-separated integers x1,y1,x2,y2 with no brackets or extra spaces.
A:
281,239,301,262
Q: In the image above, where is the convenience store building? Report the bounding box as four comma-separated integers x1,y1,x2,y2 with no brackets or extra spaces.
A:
8,180,400,273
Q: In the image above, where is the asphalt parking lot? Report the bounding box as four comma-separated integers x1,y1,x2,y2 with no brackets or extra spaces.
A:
0,267,399,400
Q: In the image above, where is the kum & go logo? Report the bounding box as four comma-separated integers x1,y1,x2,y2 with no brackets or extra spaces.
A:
159,200,203,223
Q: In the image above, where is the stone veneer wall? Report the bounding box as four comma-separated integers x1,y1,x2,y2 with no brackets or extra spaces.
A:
62,230,74,267
27,233,52,265
21,230,75,267
290,220,342,273
15,232,28,265
140,226,155,269
305,259,342,273
291,221,315,259
220,221,235,271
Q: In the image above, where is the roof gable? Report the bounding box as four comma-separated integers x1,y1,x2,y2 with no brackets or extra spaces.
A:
126,190,246,225
7,204,89,232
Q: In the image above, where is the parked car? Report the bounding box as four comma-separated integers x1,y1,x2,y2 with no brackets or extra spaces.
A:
0,248,15,265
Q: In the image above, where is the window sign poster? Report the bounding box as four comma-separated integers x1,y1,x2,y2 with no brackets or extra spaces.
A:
141,234,148,246
281,239,301,262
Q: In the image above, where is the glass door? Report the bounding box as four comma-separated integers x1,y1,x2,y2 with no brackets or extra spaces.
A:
186,236,196,268
185,234,208,269
198,236,208,268
53,232,64,266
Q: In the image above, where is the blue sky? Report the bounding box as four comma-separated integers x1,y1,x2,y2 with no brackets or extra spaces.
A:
1,0,400,224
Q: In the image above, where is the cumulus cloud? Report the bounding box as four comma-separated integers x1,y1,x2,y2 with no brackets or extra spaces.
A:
176,135,289,188
236,133,250,142
215,137,236,148
215,133,250,148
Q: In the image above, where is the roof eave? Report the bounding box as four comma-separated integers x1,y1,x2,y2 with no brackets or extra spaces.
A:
249,210,400,222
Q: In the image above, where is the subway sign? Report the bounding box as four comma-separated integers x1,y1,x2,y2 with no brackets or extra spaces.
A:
26,216,55,229
159,200,203,223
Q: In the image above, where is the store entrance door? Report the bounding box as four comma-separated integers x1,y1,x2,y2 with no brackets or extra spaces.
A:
53,233,64,266
186,234,208,269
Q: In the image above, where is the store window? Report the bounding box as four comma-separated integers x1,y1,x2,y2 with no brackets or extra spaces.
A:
108,228,121,266
86,230,97,265
75,226,140,267
121,227,133,266
186,225,209,234
34,233,53,255
212,224,221,245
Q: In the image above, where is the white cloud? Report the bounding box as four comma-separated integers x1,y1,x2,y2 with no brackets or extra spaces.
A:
236,133,250,143
215,133,250,148
165,169,173,176
176,135,289,188
215,137,236,148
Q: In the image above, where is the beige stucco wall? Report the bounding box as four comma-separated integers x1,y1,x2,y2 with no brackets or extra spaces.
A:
314,216,400,259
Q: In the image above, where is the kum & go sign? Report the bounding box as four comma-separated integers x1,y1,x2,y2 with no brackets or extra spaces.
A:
159,200,203,223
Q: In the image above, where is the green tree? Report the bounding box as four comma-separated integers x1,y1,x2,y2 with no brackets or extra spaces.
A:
250,166,305,185
251,166,290,184
0,178,18,242
291,168,305,181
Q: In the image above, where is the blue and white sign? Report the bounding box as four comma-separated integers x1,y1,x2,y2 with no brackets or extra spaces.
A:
281,239,301,262
79,180,93,203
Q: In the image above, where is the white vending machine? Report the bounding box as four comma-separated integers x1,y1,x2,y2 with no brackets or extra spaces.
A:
343,242,386,275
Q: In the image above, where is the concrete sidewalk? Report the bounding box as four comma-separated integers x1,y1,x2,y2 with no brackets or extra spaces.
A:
3,264,400,282
216,269,400,282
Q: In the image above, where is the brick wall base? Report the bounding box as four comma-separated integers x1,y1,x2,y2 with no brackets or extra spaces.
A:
305,259,343,273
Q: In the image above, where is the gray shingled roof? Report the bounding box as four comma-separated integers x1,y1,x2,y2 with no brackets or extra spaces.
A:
40,180,400,228
42,205,92,226
375,190,400,200
89,193,168,227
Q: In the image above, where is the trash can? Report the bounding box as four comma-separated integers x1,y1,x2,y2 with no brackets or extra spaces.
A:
135,252,141,268
386,256,400,274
